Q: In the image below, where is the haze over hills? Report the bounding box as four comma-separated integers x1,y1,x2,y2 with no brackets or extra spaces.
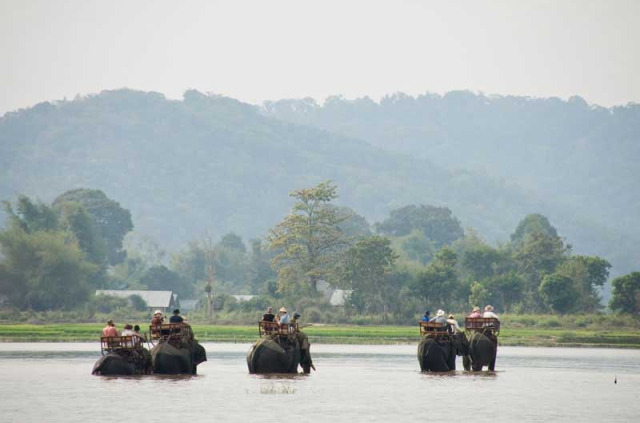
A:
0,89,637,281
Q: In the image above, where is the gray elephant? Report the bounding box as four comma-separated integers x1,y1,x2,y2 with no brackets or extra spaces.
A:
151,339,207,374
92,347,152,375
247,331,313,374
462,331,497,371
417,332,468,372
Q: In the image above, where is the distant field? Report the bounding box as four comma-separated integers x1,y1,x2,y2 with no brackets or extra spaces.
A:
1,323,639,348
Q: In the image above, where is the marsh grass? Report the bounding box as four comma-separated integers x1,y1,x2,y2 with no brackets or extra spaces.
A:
1,314,639,347
259,385,295,394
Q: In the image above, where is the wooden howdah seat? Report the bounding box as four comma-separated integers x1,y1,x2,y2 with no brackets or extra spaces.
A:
100,336,144,355
149,323,194,343
464,317,500,336
258,321,299,337
419,321,450,337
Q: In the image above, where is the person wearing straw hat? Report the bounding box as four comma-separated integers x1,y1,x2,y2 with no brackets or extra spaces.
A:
277,307,290,325
430,309,448,324
483,305,500,320
447,314,461,333
468,306,482,318
151,310,164,326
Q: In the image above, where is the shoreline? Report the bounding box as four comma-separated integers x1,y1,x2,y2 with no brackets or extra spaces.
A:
1,323,639,349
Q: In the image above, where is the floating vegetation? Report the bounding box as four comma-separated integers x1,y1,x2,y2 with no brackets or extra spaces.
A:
259,384,296,395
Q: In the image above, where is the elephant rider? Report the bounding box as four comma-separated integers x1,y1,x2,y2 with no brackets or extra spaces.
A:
102,320,118,337
468,307,482,318
151,310,164,326
262,307,276,322
150,310,165,338
447,314,461,333
278,307,291,332
169,309,185,323
421,310,431,322
483,305,500,320
430,309,448,324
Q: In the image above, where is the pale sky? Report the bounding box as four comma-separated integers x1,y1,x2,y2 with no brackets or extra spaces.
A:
1,0,638,115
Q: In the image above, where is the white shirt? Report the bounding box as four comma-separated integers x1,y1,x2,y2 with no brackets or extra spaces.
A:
483,311,500,320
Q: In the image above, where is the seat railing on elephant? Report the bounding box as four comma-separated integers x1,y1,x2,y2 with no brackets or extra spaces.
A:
259,321,300,337
100,336,144,355
419,321,449,337
464,318,500,335
149,323,194,343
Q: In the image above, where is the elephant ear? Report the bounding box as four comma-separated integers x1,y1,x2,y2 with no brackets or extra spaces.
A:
297,333,310,350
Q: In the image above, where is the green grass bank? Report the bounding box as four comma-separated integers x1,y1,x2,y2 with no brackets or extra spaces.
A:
1,323,639,348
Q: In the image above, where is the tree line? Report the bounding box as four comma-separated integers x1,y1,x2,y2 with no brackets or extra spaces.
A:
1,183,639,318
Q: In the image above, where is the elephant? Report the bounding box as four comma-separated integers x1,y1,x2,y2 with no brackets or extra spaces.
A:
247,332,314,374
151,339,207,375
417,332,468,372
92,348,152,376
462,331,498,371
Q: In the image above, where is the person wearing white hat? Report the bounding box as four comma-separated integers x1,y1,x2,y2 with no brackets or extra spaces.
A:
151,310,164,326
483,305,500,320
278,307,290,325
430,309,448,324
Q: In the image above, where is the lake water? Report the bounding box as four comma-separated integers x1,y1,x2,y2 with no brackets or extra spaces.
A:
0,342,639,422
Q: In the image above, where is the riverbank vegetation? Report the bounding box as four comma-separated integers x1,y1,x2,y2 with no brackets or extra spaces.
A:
1,182,639,327
1,318,639,348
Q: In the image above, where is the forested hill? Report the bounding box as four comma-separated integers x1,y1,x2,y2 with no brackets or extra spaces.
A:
264,93,640,276
0,89,635,278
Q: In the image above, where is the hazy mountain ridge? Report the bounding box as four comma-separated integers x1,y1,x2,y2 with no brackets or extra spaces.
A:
263,92,640,277
0,89,636,280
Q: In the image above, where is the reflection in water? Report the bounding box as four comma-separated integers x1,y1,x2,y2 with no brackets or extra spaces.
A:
0,343,639,422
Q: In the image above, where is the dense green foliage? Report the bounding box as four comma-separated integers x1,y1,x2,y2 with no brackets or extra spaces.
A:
1,90,639,318
610,272,640,315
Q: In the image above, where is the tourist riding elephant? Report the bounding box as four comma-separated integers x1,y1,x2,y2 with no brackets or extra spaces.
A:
417,333,468,372
462,331,498,371
92,349,152,376
247,332,314,374
151,340,207,375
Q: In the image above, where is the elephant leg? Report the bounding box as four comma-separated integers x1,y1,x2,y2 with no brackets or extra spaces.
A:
488,354,496,371
462,355,471,371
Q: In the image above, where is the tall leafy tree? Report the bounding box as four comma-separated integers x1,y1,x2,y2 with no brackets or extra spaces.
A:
375,204,464,249
53,189,133,265
556,255,610,312
3,195,58,233
609,272,640,315
267,181,348,293
334,235,398,321
410,247,459,309
0,227,96,310
539,273,578,314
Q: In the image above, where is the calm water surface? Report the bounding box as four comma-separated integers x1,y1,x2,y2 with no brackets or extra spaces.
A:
1,342,639,422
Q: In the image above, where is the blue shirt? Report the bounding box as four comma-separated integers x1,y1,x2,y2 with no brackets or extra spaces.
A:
279,313,290,325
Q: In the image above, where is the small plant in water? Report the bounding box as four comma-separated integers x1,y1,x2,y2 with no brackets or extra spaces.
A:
260,384,295,395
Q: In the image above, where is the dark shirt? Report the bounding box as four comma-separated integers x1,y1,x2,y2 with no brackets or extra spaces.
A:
262,313,275,322
169,315,184,323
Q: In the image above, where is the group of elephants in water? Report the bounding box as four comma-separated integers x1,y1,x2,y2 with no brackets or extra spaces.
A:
92,319,497,376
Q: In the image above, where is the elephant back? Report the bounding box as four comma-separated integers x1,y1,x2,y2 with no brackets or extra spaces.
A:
92,352,138,375
151,340,194,374
247,336,301,374
417,337,454,372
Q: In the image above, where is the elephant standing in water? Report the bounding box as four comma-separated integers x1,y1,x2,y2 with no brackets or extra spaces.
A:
462,331,498,371
150,324,207,374
417,333,468,372
92,337,152,376
151,339,207,374
247,331,313,374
